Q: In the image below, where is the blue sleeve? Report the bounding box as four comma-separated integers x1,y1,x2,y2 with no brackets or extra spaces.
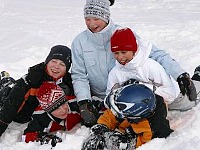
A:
149,45,185,80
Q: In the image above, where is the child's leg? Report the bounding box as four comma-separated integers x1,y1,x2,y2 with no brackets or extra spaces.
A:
168,65,200,111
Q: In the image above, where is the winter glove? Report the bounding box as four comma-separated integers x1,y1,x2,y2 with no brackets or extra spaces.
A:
121,79,139,87
109,0,115,6
82,134,105,150
177,72,197,101
78,100,99,127
24,63,46,86
36,132,62,147
81,124,110,150
105,131,136,150
192,65,200,81
90,124,110,135
0,71,16,99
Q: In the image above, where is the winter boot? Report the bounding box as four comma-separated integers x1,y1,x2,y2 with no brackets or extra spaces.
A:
192,65,200,81
0,71,16,89
0,71,16,100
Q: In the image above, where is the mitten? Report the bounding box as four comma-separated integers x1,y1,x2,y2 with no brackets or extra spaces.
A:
177,72,197,101
78,100,99,127
82,134,105,150
37,132,62,147
109,0,115,6
192,65,200,81
90,124,110,135
121,79,139,87
105,131,136,150
24,63,45,86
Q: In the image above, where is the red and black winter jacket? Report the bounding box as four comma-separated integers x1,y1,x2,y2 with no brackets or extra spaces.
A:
23,96,81,143
0,62,74,130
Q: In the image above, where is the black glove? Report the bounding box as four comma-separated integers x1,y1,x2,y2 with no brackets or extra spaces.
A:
25,63,45,86
192,65,200,81
82,134,105,150
78,100,99,127
177,72,197,101
37,132,62,147
105,131,136,150
90,124,110,135
121,79,139,87
109,0,115,6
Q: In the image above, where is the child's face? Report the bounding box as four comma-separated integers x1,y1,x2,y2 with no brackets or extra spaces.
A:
51,103,68,119
85,17,107,33
113,51,134,65
46,59,66,80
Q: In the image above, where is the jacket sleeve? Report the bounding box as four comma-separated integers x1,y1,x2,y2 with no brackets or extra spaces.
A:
149,95,173,139
106,67,120,95
143,59,177,104
130,119,152,148
61,72,74,95
149,45,185,80
97,109,118,130
71,38,92,102
0,78,29,125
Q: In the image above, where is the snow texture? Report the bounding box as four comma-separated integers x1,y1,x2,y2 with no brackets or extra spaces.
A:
0,0,200,149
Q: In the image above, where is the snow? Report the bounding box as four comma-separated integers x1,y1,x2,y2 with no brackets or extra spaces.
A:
0,0,200,149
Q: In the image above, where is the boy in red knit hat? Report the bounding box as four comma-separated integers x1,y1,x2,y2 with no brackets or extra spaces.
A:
107,27,200,108
22,81,81,147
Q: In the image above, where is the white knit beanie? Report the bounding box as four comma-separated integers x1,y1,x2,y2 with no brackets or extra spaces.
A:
84,0,111,23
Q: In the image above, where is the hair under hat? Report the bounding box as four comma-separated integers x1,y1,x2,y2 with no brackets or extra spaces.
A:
111,28,138,52
84,0,113,23
37,81,67,113
45,45,72,71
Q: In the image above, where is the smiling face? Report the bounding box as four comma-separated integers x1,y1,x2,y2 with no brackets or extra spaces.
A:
113,51,135,65
46,59,66,80
51,103,69,119
85,17,107,33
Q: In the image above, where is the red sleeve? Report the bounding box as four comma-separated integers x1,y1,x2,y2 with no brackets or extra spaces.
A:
25,132,38,143
66,113,81,130
66,95,76,100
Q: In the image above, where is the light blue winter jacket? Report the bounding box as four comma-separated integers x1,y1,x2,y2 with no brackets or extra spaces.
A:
71,20,185,102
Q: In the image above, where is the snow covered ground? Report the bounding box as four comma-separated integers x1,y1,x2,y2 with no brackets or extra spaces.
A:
0,0,200,149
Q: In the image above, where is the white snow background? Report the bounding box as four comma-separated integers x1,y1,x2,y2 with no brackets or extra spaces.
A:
0,0,200,149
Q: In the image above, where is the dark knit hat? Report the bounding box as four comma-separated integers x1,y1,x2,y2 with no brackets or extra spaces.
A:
84,0,112,23
111,28,138,52
37,81,66,113
45,45,71,71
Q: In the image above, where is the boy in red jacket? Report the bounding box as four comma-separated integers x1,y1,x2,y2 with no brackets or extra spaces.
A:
23,81,81,147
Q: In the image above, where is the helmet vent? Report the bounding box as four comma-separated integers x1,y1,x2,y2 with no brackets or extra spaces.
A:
116,103,126,111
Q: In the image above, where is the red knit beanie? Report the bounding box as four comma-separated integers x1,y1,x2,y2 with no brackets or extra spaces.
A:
111,28,138,52
37,81,66,113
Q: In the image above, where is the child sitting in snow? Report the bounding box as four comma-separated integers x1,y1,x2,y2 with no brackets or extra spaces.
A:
107,27,200,110
82,83,173,150
23,81,81,147
0,45,74,136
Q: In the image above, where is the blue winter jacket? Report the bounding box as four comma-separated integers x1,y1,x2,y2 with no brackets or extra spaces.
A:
71,20,185,102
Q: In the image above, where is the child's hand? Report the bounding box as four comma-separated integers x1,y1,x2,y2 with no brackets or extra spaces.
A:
177,72,197,101
82,134,105,150
90,124,110,135
78,100,99,127
37,132,62,147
